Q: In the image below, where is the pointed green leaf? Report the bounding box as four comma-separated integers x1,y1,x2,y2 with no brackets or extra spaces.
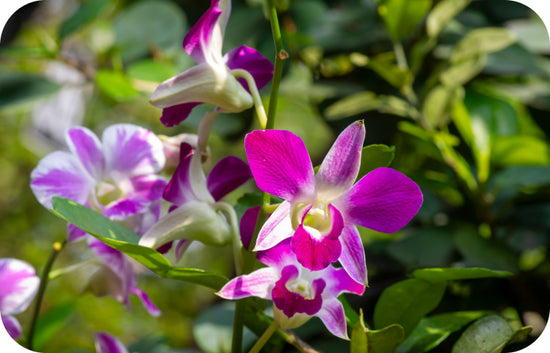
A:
59,0,111,38
422,85,464,129
413,267,513,282
450,28,515,63
451,315,514,353
0,73,60,109
367,324,405,353
374,278,446,337
350,312,368,353
377,0,432,41
426,0,471,38
358,144,395,180
368,53,413,89
325,91,415,120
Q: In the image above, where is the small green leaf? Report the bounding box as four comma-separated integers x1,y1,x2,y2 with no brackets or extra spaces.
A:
367,324,405,353
374,278,446,337
59,0,111,38
397,311,490,353
350,312,368,353
368,53,413,89
426,0,471,38
0,73,60,109
95,70,138,102
440,55,486,87
451,315,514,353
413,267,513,282
325,91,415,120
422,85,464,129
377,0,432,41
450,28,515,63
358,144,395,179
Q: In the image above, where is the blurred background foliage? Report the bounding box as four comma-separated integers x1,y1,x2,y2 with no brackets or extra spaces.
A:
1,0,549,352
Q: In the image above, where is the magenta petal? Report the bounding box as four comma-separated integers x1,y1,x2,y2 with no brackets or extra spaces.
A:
95,332,129,353
225,45,274,91
131,287,161,317
160,102,201,127
240,206,260,251
131,174,167,202
0,258,39,315
337,167,423,233
316,298,349,339
255,201,293,251
272,265,325,317
65,127,105,180
2,315,21,339
163,143,195,205
88,238,127,286
245,130,316,202
256,238,295,269
316,121,365,200
207,156,251,201
174,239,193,262
67,223,87,242
30,151,94,209
217,267,277,300
103,198,149,220
183,0,223,63
339,225,368,284
102,124,165,177
324,266,365,298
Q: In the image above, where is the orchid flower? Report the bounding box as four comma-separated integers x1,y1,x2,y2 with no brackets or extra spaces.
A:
150,0,273,128
139,143,251,264
30,123,167,241
95,332,129,353
0,258,40,339
218,239,365,339
244,121,423,284
87,237,160,317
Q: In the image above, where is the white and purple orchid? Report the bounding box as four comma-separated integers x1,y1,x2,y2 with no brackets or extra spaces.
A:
218,238,364,339
150,0,273,128
244,121,423,284
30,123,167,241
95,332,129,353
87,238,160,317
139,142,251,256
0,258,40,339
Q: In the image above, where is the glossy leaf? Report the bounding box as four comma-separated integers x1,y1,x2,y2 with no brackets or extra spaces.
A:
374,278,446,337
397,311,489,353
367,324,405,353
59,0,111,38
426,0,471,38
413,267,513,282
350,312,368,353
358,144,395,179
377,0,432,42
451,315,514,353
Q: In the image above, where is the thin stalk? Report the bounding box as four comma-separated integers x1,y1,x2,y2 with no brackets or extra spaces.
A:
198,110,220,156
214,201,243,275
27,240,66,350
231,69,268,129
248,320,279,353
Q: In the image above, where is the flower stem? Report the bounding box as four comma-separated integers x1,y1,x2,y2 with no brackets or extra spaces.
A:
266,0,287,130
214,201,243,275
27,240,66,350
231,69,268,129
248,320,279,353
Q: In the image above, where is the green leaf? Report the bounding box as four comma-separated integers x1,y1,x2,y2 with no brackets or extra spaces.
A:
422,85,464,129
426,0,471,38
377,0,432,42
440,55,486,87
350,312,368,353
367,324,405,353
387,228,454,267
433,132,477,191
51,197,228,289
34,302,76,350
127,59,178,84
451,315,514,353
59,0,111,38
358,144,395,179
413,267,513,282
368,53,413,89
95,70,138,102
113,0,187,61
374,278,446,337
0,73,60,109
325,91,415,120
397,311,489,353
450,28,515,63
492,135,550,167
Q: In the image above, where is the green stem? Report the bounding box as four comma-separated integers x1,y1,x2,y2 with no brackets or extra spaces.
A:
214,201,243,275
27,240,66,350
231,69,268,129
393,40,408,71
248,320,279,353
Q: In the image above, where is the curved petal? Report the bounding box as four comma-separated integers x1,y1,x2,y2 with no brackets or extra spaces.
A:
30,151,94,209
95,332,129,353
316,298,349,339
160,102,201,127
131,287,161,317
225,45,274,91
207,156,251,201
257,238,295,269
217,267,277,300
163,143,195,205
339,225,368,285
336,168,423,233
2,315,22,340
324,266,365,298
88,238,130,294
102,124,165,178
103,197,149,220
240,206,260,251
65,126,105,180
0,259,39,315
183,0,224,63
245,130,316,202
254,201,293,251
316,121,365,201
272,266,325,318
130,174,167,202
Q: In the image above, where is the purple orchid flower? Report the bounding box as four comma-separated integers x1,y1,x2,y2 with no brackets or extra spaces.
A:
95,332,129,353
0,258,40,339
150,0,273,127
244,121,423,284
87,237,160,317
30,123,167,241
139,143,251,255
218,238,365,339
